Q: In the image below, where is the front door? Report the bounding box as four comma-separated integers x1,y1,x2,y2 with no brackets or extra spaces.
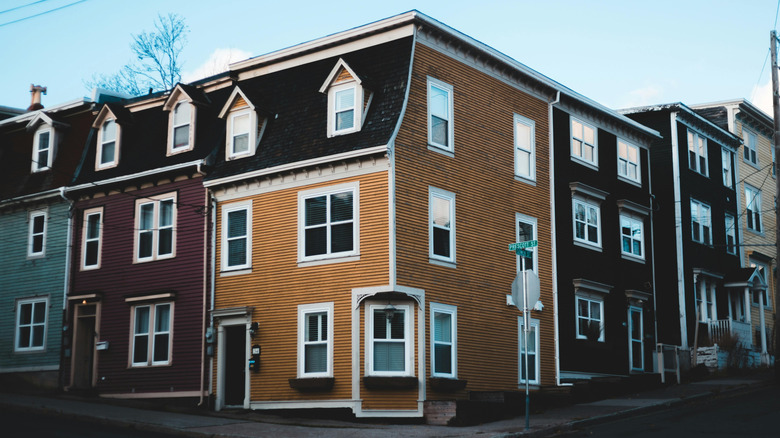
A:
223,325,246,406
72,304,97,388
628,307,643,371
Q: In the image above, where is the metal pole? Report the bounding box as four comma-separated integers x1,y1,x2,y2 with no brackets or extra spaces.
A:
522,256,530,431
770,30,780,379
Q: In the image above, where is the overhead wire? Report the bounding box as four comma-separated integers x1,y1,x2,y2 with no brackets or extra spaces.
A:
0,0,87,28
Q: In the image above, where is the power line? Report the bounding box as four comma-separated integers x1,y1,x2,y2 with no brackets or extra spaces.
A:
0,0,51,15
0,0,87,28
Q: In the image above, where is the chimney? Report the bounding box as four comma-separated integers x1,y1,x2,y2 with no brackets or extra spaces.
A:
28,84,47,111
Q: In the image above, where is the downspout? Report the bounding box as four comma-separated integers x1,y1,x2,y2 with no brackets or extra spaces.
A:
547,91,564,386
649,186,659,350
669,112,688,349
209,191,217,397
59,186,74,390
197,161,208,406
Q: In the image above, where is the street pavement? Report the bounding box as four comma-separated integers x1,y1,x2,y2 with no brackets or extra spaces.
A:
0,371,773,438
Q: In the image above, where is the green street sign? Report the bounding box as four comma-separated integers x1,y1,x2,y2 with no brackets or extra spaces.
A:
515,249,533,258
508,240,538,251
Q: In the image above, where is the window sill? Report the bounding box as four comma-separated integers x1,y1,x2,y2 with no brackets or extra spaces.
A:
514,175,537,186
617,175,641,188
746,228,765,237
571,156,599,171
573,240,602,252
429,377,467,392
298,255,360,268
427,144,454,158
220,267,252,277
429,258,456,269
363,375,418,390
620,253,645,264
289,377,335,392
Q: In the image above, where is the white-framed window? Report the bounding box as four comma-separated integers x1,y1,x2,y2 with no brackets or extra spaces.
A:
82,207,103,270
32,127,53,172
571,118,597,167
743,128,758,166
617,139,640,184
750,261,772,309
514,114,535,180
298,182,358,262
135,193,176,262
97,118,119,170
725,214,736,255
15,297,48,352
620,215,644,260
427,77,454,152
576,296,604,342
721,148,733,188
695,276,717,322
690,199,712,245
518,317,539,384
221,200,252,271
298,302,334,378
687,130,708,176
430,187,456,263
572,198,601,248
745,185,762,233
228,108,252,158
28,210,47,257
516,213,537,273
169,100,194,154
367,302,413,376
430,303,457,378
131,302,172,367
329,82,360,136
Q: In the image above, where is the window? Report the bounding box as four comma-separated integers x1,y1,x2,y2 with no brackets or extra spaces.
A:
28,210,46,257
170,101,193,153
32,127,53,172
82,208,103,269
330,83,359,135
514,114,535,180
743,129,758,166
299,183,358,262
628,307,644,371
576,296,604,342
620,215,644,259
135,194,176,262
725,214,736,255
131,303,172,367
745,185,762,233
430,187,456,263
690,199,712,245
228,109,251,158
695,277,717,322
721,148,733,188
368,303,412,375
516,213,537,273
221,201,252,271
16,298,47,351
97,119,119,169
298,303,333,377
687,130,708,175
518,317,539,384
617,139,640,183
571,118,597,167
427,78,454,152
431,303,457,378
573,198,601,247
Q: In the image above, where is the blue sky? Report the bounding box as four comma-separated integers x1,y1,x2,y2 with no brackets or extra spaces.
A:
1,0,779,115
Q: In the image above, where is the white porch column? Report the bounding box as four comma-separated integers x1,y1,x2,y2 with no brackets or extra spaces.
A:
709,282,717,320
743,287,752,325
759,291,768,364
699,279,708,321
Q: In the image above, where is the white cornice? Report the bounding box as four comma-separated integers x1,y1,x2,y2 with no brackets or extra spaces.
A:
67,160,204,192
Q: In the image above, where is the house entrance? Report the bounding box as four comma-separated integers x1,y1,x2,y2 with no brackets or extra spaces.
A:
223,325,246,406
72,304,97,388
628,307,643,371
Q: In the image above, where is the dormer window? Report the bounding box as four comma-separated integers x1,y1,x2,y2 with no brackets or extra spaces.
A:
229,109,251,157
98,119,118,169
171,101,192,152
32,127,53,172
219,86,266,160
163,85,201,156
320,59,370,138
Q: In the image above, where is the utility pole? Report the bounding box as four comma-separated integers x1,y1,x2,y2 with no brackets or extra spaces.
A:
771,30,780,380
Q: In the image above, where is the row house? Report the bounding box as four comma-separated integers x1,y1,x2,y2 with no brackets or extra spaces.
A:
692,99,775,363
622,104,749,356
0,89,96,389
60,84,221,399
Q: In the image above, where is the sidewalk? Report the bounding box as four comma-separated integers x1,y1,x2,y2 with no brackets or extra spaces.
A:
0,371,773,438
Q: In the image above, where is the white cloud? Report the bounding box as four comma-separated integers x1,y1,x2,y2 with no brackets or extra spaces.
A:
181,48,253,83
750,80,773,116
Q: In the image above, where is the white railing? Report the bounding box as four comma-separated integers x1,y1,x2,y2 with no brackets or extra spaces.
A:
656,343,682,384
707,319,752,348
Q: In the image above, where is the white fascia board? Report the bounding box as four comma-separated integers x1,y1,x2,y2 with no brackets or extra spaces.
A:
204,145,388,188
0,187,62,208
0,98,91,127
67,160,204,192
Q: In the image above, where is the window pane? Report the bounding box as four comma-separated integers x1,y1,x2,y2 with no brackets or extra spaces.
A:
102,120,116,141
374,342,404,372
86,241,99,265
18,327,31,348
159,200,174,227
139,231,153,258
516,123,531,151
330,223,353,253
233,133,249,154
33,215,45,234
434,344,452,374
134,336,148,363
336,109,355,131
434,312,451,342
305,344,327,373
431,116,448,146
32,325,45,347
305,196,326,226
373,310,387,339
390,311,405,339
330,192,353,222
335,88,354,111
173,102,190,125
228,239,246,266
233,113,249,135
87,214,101,239
433,227,450,257
227,210,247,238
432,197,450,227
135,307,150,335
430,86,448,118
173,125,189,148
20,303,32,324
155,305,170,332
304,227,327,256
33,302,46,323
153,333,169,362
101,141,115,164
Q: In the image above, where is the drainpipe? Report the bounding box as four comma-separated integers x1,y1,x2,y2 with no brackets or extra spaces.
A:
197,162,208,407
669,112,688,349
548,91,566,386
59,186,74,390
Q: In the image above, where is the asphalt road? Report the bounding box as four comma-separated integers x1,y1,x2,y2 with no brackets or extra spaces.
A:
563,382,780,438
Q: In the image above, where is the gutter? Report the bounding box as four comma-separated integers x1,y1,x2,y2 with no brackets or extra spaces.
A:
67,159,205,193
0,188,62,208
669,112,688,349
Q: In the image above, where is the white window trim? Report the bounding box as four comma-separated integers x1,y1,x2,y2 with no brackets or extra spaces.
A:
430,302,457,378
571,117,598,168
134,193,177,263
429,186,456,264
167,100,196,155
573,279,611,343
628,307,644,371
617,139,640,185
297,302,334,378
366,302,414,377
28,209,47,258
619,214,645,261
32,126,54,172
575,295,605,342
15,297,48,352
130,302,173,367
572,197,601,249
743,128,758,166
745,185,763,234
81,207,103,270
514,114,536,181
725,214,737,255
518,316,540,385
226,107,257,160
721,148,733,188
221,200,253,272
96,118,120,170
690,199,712,245
516,213,538,273
297,181,359,263
750,261,772,310
688,130,708,176
327,82,362,137
427,77,454,153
